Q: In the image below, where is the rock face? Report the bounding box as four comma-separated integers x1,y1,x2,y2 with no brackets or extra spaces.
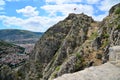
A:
54,62,120,80
26,3,120,80
1,3,119,80
54,46,120,80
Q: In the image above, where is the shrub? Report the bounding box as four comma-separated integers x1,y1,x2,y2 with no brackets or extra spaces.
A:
102,40,109,48
75,53,84,71
115,8,120,14
116,24,120,30
103,33,109,38
55,66,60,71
89,31,98,40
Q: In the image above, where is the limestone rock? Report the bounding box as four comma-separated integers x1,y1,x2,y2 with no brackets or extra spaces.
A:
54,62,120,80
27,3,120,80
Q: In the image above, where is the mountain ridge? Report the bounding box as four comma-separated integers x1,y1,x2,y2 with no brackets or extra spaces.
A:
28,3,120,80
0,29,43,43
0,3,120,80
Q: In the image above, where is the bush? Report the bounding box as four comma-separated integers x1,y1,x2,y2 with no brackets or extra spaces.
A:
75,53,84,71
115,8,120,14
102,40,109,48
103,33,109,38
89,31,98,40
116,24,120,30
55,66,60,71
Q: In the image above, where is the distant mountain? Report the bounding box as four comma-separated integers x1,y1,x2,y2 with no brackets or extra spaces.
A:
0,29,43,44
0,29,43,53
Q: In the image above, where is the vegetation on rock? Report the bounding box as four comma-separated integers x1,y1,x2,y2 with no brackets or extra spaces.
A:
0,3,120,80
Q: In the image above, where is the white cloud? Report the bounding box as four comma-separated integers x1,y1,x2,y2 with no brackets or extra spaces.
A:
0,0,5,5
45,0,82,4
5,0,21,2
0,0,119,32
0,0,5,10
99,0,120,11
93,12,108,21
0,15,64,32
41,4,94,17
16,6,39,17
87,0,100,4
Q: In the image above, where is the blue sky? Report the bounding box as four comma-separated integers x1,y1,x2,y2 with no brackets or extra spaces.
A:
0,0,120,32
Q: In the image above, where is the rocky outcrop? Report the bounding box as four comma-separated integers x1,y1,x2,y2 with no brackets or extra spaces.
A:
54,62,120,80
29,13,96,80
54,46,120,80
26,3,120,80
1,3,118,80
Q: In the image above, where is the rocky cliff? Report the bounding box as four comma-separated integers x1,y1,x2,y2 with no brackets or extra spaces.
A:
26,3,120,80
54,46,120,80
54,62,120,80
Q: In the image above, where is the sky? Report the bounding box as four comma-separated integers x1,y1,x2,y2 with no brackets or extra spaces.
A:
0,0,120,32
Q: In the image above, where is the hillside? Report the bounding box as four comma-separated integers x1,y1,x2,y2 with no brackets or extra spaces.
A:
0,3,120,80
55,46,120,80
0,40,28,67
0,29,43,53
0,40,29,80
0,29,43,44
27,3,120,80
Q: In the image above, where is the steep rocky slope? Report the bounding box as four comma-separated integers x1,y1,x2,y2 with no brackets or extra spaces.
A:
26,3,120,80
54,46,120,80
1,3,120,80
54,62,120,80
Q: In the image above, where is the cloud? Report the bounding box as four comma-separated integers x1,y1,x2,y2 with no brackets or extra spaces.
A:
0,0,5,6
16,6,39,17
0,0,120,32
45,0,82,4
5,0,21,2
0,14,64,32
86,0,100,4
99,0,120,11
0,0,5,10
41,4,94,17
